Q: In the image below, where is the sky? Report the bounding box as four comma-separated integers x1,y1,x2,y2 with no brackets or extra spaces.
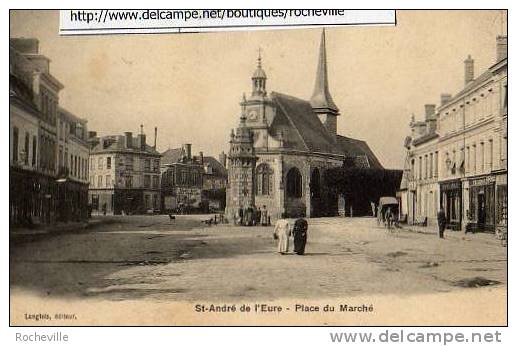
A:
10,10,506,169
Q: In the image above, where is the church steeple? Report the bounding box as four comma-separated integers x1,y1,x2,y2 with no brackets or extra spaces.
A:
251,49,267,97
310,29,340,136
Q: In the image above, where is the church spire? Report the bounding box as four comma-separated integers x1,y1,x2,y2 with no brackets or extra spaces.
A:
310,29,339,113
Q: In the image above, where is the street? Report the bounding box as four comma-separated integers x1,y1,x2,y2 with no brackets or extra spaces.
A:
10,215,507,302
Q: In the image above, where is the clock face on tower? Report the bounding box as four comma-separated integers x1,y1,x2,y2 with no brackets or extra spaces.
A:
248,110,258,121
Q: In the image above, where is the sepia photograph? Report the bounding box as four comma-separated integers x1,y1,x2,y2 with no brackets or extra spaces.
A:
8,9,507,326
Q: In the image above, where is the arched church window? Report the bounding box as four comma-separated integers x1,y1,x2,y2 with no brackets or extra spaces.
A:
286,167,302,198
256,164,273,196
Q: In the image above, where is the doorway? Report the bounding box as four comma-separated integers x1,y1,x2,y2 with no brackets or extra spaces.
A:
310,168,322,217
477,192,486,225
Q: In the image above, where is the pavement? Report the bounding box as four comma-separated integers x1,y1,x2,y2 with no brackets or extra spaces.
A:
399,223,504,246
9,215,507,302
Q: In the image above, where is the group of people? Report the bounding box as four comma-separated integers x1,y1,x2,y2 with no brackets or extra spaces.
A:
234,205,270,226
273,216,309,255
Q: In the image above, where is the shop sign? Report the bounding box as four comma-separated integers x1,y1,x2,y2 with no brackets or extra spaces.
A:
440,180,461,191
469,175,496,187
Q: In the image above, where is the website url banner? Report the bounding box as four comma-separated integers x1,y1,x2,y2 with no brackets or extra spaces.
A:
59,9,395,35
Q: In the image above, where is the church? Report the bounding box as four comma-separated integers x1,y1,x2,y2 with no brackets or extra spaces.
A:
225,30,383,220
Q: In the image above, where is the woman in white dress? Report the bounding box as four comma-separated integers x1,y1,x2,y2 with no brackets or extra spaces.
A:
273,218,291,254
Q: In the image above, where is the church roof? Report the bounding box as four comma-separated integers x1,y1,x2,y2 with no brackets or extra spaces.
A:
269,91,383,169
252,51,267,79
253,66,267,79
335,135,383,169
271,92,337,153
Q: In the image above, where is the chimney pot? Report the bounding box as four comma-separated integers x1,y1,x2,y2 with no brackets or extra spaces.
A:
184,144,192,160
496,35,507,62
464,55,474,85
137,134,146,150
440,93,452,106
424,104,436,120
124,132,133,148
154,126,157,149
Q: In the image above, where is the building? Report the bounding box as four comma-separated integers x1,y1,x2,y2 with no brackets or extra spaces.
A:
225,30,383,221
9,38,64,226
88,127,161,215
200,153,228,211
55,107,90,221
401,106,440,226
203,153,228,191
400,35,507,232
160,144,204,213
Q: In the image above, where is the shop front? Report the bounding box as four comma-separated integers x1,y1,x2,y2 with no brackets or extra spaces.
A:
10,167,58,227
495,173,507,240
56,179,89,222
440,179,462,230
468,175,496,232
495,173,507,227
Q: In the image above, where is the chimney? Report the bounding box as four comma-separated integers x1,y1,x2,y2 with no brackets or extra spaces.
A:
139,134,146,150
424,105,437,134
496,35,507,62
464,55,474,85
219,151,227,169
10,38,39,54
199,151,204,164
184,144,192,160
424,104,436,121
124,132,133,148
154,127,157,149
137,125,146,150
440,93,452,106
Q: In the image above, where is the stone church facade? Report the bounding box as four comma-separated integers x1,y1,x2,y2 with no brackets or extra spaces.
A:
226,30,383,220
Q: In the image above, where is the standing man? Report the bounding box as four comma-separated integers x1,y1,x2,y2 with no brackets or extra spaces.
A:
293,218,308,255
238,206,244,225
261,205,269,226
437,207,446,239
273,215,291,255
256,206,262,226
